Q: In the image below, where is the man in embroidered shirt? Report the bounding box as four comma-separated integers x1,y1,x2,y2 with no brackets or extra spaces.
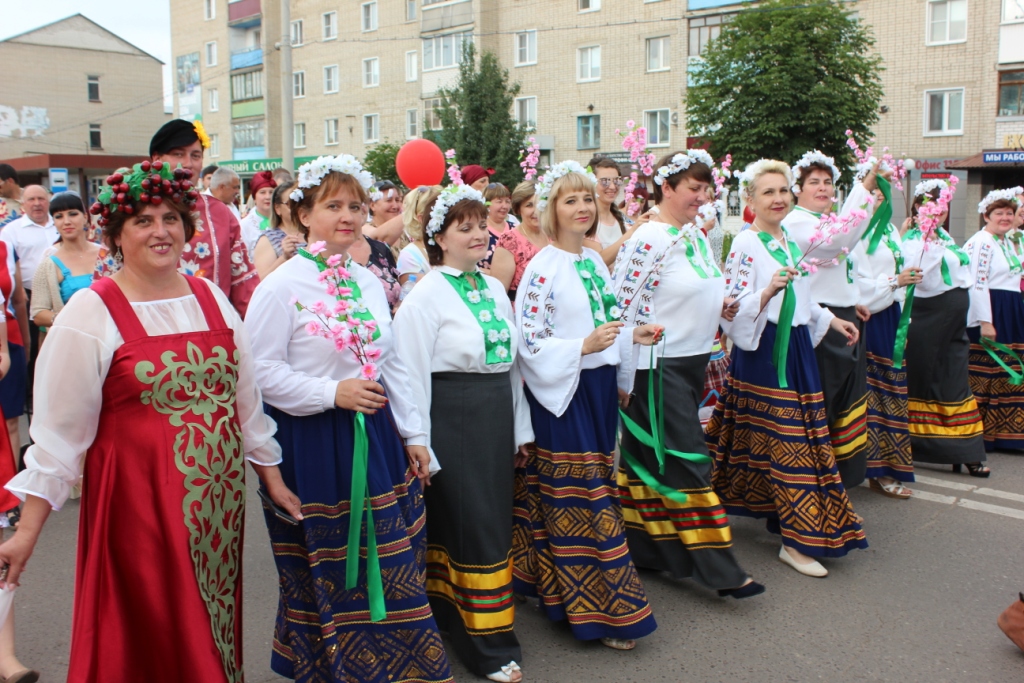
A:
149,119,257,316
0,164,23,230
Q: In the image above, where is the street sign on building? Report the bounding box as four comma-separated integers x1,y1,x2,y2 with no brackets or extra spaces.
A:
983,151,1024,163
48,167,68,193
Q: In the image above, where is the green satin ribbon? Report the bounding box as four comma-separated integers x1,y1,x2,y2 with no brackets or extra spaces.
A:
864,176,893,255
298,249,381,341
892,283,914,369
980,337,1024,385
665,225,722,279
443,272,513,365
996,234,1024,275
574,257,620,326
259,212,271,231
755,231,802,389
935,230,970,286
346,412,386,622
618,340,712,504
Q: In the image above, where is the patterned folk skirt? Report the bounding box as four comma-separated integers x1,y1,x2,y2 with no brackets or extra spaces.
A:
863,302,914,482
967,288,1024,452
426,372,521,676
618,353,748,590
263,405,453,683
513,365,658,642
699,334,731,428
905,288,986,464
814,305,869,488
707,323,868,559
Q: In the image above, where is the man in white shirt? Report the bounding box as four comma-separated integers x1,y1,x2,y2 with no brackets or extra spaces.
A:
209,167,242,222
2,184,58,407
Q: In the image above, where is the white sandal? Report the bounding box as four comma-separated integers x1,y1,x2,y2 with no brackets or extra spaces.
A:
600,637,636,651
485,660,522,682
869,478,912,499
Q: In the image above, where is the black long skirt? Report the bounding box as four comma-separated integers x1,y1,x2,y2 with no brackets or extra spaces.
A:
618,353,748,590
425,371,521,676
814,304,869,488
905,288,986,464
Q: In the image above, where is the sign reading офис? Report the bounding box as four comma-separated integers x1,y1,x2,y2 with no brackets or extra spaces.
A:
217,156,318,174
984,151,1024,163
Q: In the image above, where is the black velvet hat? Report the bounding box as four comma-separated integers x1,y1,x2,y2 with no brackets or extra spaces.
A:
149,119,202,156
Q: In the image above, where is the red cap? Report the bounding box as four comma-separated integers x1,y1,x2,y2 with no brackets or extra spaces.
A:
461,165,494,186
249,170,277,196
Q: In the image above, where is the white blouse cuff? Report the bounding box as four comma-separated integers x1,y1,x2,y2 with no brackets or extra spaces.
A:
245,437,283,466
405,435,429,448
5,469,72,511
321,379,340,411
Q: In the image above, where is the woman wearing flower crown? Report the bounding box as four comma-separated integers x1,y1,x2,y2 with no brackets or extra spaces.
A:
512,162,662,651
854,181,921,499
610,150,763,599
965,190,1024,454
782,150,880,490
0,161,292,682
245,156,453,683
708,160,866,579
902,181,989,477
393,185,533,683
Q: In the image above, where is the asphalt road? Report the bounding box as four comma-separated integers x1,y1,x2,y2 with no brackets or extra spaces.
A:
10,452,1024,682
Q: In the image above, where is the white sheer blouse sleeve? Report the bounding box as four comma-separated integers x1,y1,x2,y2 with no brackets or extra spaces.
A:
719,232,769,352
965,235,993,327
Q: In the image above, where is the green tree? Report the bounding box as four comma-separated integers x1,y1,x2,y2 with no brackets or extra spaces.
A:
363,140,402,187
426,43,530,185
686,0,884,172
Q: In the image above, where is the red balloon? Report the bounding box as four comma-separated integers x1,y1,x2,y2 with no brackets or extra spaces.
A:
395,139,445,188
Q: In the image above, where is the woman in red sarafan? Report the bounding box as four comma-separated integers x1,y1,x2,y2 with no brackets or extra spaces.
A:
0,161,298,683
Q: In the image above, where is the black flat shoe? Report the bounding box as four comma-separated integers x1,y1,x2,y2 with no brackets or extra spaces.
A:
952,463,991,478
718,581,766,599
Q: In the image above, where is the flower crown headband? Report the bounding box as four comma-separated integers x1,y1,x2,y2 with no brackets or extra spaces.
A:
978,188,1022,215
426,184,486,245
737,159,792,194
290,155,375,202
653,150,715,186
790,150,840,195
88,160,197,228
536,161,597,212
912,178,952,199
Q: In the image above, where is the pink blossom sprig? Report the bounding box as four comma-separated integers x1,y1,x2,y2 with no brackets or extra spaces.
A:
713,153,732,201
845,129,873,165
846,130,909,192
444,148,463,186
292,241,382,380
798,208,870,274
519,137,541,181
917,175,959,241
616,120,657,217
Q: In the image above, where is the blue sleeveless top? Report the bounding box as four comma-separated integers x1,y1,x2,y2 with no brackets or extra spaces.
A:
51,255,93,304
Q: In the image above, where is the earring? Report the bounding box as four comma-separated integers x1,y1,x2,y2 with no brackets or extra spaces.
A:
114,247,123,263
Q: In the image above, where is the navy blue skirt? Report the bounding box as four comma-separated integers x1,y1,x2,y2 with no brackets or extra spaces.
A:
0,343,26,419
262,403,453,683
968,288,1024,451
863,302,914,481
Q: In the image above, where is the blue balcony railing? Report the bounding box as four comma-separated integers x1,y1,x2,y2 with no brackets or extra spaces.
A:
231,48,263,70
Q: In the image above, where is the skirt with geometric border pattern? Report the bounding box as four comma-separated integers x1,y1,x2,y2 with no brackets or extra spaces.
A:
967,288,1024,452
863,301,915,482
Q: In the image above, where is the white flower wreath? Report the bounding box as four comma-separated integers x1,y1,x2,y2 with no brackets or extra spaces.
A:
978,188,1022,215
290,155,376,202
790,150,841,195
912,178,951,199
425,184,486,245
535,161,597,212
737,159,792,195
653,150,715,186
369,189,384,202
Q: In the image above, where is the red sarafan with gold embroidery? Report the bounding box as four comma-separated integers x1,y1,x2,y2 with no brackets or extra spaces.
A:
69,276,245,683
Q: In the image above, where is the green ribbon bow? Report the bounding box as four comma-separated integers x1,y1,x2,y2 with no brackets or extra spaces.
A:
996,234,1023,275
864,176,893,255
346,412,386,622
443,272,513,365
574,257,620,326
756,231,803,388
618,339,712,504
298,249,381,341
980,337,1024,385
665,225,722,279
893,283,914,369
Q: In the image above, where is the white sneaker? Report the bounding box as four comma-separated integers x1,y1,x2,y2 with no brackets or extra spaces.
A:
778,546,828,577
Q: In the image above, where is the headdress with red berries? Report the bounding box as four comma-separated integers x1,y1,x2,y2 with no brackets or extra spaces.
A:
89,160,198,227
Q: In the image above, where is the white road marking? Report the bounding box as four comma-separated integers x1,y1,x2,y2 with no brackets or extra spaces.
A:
957,498,1024,521
910,489,957,505
912,475,977,492
972,487,1024,505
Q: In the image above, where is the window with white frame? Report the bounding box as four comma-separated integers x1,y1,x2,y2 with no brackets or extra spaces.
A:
364,114,380,143
363,58,380,87
89,124,102,150
577,46,601,82
644,109,670,146
233,120,265,149
407,0,416,21
209,88,219,112
406,109,419,139
927,0,967,44
204,0,215,20
325,118,339,145
362,2,378,31
646,36,670,72
515,96,537,128
999,71,1024,116
924,88,964,135
323,11,337,40
324,65,339,94
406,51,418,81
291,20,304,46
424,97,443,130
579,0,601,11
516,31,537,66
1005,0,1024,23
209,133,220,158
688,14,733,57
205,41,218,67
231,71,263,101
423,32,472,71
87,75,100,102
293,71,306,98
294,122,307,148
577,115,600,149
